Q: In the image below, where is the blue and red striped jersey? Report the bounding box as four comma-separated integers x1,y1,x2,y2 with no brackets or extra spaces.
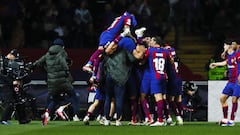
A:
145,47,169,80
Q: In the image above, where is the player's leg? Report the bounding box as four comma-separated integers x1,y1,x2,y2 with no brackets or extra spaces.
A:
83,47,104,73
219,94,229,125
150,93,165,126
175,95,183,125
227,96,238,126
83,100,101,125
228,83,240,126
140,78,153,125
163,95,174,126
150,80,166,126
140,93,153,125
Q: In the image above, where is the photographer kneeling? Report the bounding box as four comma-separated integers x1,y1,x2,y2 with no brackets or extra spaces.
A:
0,49,33,125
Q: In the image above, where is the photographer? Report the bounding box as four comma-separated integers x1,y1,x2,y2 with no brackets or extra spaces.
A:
182,81,202,121
182,81,200,108
0,49,32,125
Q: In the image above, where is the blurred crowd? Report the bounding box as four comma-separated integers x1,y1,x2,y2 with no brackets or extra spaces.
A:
0,0,239,49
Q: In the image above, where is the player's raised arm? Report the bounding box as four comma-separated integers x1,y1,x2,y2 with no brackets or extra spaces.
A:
209,60,227,69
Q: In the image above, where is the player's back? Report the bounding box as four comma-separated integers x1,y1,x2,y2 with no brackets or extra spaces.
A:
147,47,169,79
165,46,181,79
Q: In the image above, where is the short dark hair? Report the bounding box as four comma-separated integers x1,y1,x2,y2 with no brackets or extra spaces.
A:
224,39,232,45
235,39,240,45
153,36,164,46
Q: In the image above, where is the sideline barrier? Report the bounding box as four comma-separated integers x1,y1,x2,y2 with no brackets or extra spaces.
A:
0,80,89,112
1,80,209,121
208,80,240,122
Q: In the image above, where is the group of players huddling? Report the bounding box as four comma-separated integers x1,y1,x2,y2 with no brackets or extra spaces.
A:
81,9,184,126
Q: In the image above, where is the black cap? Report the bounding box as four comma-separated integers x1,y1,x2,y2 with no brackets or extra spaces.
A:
10,49,19,57
53,38,64,47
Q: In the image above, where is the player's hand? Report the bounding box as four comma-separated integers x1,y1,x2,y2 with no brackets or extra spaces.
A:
209,63,216,69
105,41,118,55
221,52,226,59
133,45,146,59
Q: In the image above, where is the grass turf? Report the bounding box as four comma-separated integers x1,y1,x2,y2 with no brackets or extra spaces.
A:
1,121,240,135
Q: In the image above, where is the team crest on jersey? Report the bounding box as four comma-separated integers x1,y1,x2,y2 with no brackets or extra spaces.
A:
231,57,236,64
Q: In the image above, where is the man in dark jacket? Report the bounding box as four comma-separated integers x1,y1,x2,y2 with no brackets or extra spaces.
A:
34,38,79,126
101,36,146,126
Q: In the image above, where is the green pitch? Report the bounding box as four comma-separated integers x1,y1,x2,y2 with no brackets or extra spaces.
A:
1,121,240,135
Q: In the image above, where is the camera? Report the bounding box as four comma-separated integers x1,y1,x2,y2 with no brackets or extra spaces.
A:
3,57,32,80
183,81,198,93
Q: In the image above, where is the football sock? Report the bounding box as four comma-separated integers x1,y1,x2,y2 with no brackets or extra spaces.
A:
86,112,92,117
230,102,238,120
163,99,170,117
114,35,122,43
141,99,151,120
176,102,184,117
223,106,228,119
137,37,143,44
156,100,164,122
170,101,180,116
89,49,103,63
